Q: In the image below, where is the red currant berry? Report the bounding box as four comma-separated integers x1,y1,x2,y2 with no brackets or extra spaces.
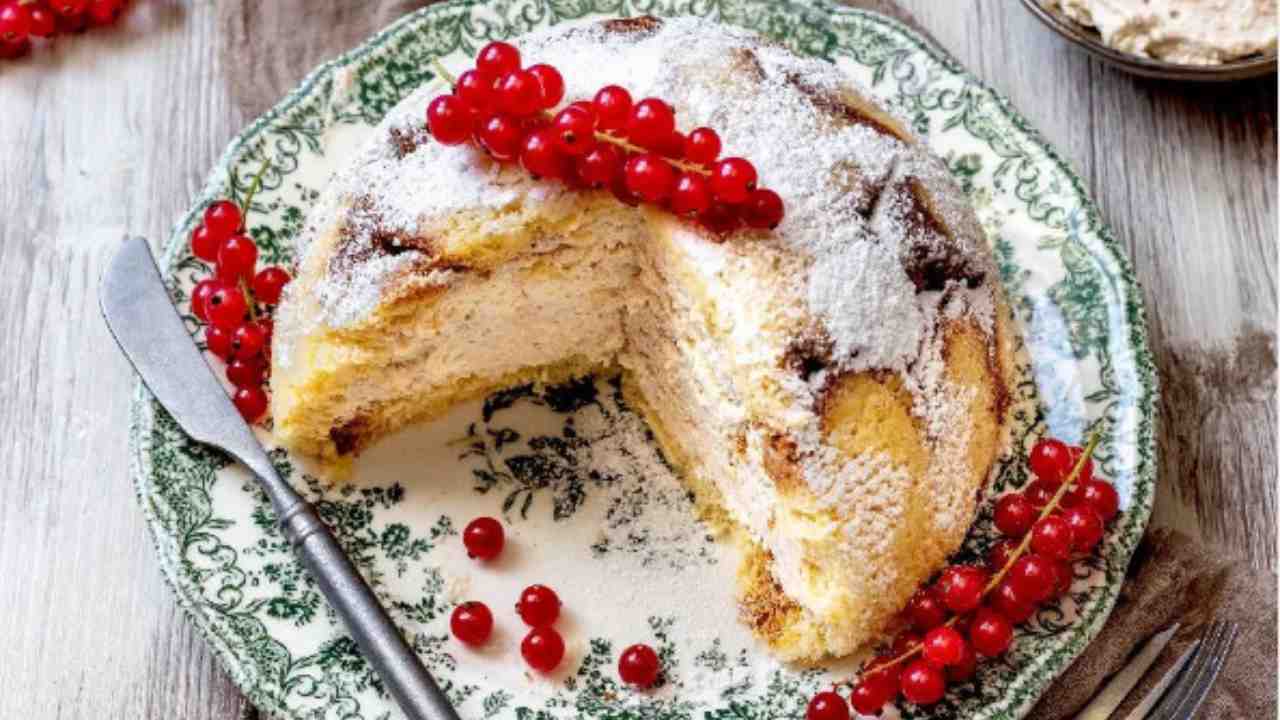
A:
922,626,967,668
476,41,521,78
1029,437,1072,485
519,127,565,180
683,127,721,165
610,168,642,207
850,671,896,716
516,584,561,627
230,321,267,361
203,200,243,239
969,608,1014,657
226,356,266,388
576,143,621,188
52,8,83,35
592,85,633,131
427,95,475,145
990,579,1035,623
709,157,758,204
454,69,496,112
1067,445,1095,483
699,201,741,236
937,565,988,613
495,70,543,117
217,234,259,282
0,35,28,58
1023,478,1059,511
805,690,849,720
947,640,978,683
520,626,565,672
205,325,233,360
657,130,686,158
190,224,220,262
526,63,564,109
865,654,903,688
233,385,269,422
189,279,224,322
27,4,56,38
906,586,948,632
1069,479,1120,522
551,105,596,156
625,98,675,149
623,153,675,203
1052,559,1074,597
205,285,248,330
618,643,661,688
994,493,1037,538
0,1,31,42
1030,514,1075,559
462,516,504,560
1008,554,1056,604
477,114,524,161
900,659,946,706
670,172,711,216
450,601,494,646
891,629,922,656
86,0,121,25
252,266,291,305
1063,505,1105,552
50,0,87,15
987,538,1018,572
741,188,784,229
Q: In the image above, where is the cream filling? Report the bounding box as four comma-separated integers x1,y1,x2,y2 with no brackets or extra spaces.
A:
1056,0,1278,64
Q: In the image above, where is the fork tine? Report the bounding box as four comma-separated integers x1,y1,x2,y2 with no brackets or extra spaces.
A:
1167,622,1238,720
1145,622,1230,720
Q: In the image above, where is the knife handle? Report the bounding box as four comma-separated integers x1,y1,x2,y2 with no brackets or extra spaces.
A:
279,503,462,720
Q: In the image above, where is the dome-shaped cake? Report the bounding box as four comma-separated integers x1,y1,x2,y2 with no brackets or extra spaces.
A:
271,16,1017,662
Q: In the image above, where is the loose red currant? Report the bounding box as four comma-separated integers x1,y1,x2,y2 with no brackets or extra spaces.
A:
987,538,1018,572
1023,478,1059,511
27,4,56,38
1008,554,1056,604
709,157,757,204
226,356,266,388
618,643,661,688
86,0,121,25
625,98,675,149
205,325,233,359
1029,437,1072,485
623,153,675,203
1030,515,1075,559
189,279,224,322
850,671,896,716
990,579,1035,623
938,565,988,613
1067,445,1095,483
516,584,561,627
494,70,542,116
969,608,1013,657
699,202,741,236
742,188,784,229
922,626,967,668
454,69,495,112
947,640,978,683
203,200,242,239
683,127,721,165
1069,479,1120,522
526,63,564,109
190,225,220,262
551,104,596,156
230,322,267,361
477,114,524,161
205,285,248,330
805,690,849,720
252,266,291,305
427,95,474,145
592,85,632,131
520,626,565,672
462,516,504,560
906,586,948,632
1063,505,1105,552
233,385,269,422
670,172,711,216
519,127,565,179
576,143,621,188
994,493,1037,538
217,234,259,282
0,1,31,42
900,659,946,705
476,41,521,78
450,601,494,646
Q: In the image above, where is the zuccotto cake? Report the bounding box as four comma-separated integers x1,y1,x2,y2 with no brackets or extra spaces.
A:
271,16,1017,662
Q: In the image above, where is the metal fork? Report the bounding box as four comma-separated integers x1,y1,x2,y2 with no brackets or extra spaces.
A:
1139,620,1240,720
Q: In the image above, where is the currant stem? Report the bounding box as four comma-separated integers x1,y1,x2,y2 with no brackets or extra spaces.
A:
239,277,258,322
240,156,272,226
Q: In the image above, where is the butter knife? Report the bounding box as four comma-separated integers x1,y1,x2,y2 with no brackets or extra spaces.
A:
101,236,460,720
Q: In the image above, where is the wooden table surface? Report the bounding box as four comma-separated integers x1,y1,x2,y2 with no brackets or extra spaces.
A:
1,2,1274,718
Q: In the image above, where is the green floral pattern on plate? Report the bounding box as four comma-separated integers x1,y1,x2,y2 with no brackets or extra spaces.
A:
129,1,1159,718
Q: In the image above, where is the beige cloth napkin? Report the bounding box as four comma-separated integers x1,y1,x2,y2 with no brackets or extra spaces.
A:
216,4,1276,719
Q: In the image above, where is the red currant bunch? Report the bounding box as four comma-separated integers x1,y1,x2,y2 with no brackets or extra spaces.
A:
424,42,785,238
0,0,128,60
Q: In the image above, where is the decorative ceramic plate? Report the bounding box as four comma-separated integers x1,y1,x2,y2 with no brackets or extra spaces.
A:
130,1,1159,718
